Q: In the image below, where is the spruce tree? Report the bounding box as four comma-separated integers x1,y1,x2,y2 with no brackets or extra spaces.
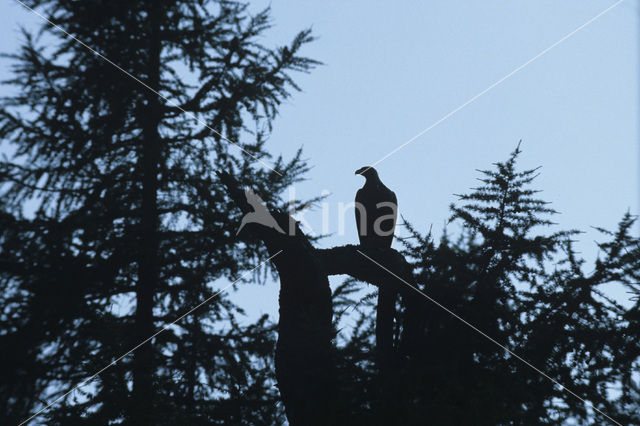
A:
332,145,639,424
0,1,317,424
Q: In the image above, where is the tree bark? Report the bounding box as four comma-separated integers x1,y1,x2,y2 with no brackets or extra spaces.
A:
133,5,162,424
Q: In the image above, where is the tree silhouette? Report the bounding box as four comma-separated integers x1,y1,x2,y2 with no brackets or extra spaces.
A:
0,1,317,424
222,145,640,425
386,145,639,424
1,1,639,424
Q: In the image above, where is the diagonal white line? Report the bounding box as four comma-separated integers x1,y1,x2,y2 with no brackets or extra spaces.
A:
356,249,622,426
12,0,283,176
367,0,624,172
18,250,283,426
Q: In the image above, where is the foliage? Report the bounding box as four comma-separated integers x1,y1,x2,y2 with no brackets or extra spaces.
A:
0,1,317,424
333,145,640,425
2,1,638,422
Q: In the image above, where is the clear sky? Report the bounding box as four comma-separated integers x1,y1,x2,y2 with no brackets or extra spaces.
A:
1,0,638,320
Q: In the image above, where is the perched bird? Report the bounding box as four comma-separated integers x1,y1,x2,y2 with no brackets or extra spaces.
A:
237,188,285,235
354,166,397,248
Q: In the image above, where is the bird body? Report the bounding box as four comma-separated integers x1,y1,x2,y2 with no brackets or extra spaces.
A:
354,167,397,248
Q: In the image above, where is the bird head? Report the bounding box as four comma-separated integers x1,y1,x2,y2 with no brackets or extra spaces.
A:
355,166,379,181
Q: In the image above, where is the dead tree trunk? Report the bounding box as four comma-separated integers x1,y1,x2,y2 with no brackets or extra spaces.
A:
218,172,416,425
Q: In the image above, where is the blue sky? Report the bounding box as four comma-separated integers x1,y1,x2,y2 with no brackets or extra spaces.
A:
243,0,639,316
1,0,638,318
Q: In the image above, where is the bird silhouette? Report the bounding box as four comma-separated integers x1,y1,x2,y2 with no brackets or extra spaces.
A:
237,188,286,235
355,166,397,248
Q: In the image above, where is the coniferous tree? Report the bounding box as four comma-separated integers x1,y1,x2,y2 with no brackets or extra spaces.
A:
0,1,317,424
332,146,640,425
2,3,638,422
